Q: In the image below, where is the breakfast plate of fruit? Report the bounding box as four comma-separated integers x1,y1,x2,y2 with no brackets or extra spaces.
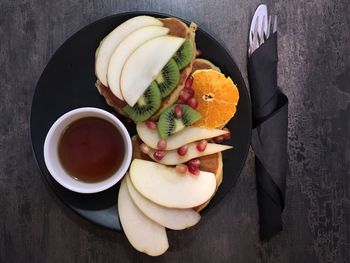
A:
30,12,252,256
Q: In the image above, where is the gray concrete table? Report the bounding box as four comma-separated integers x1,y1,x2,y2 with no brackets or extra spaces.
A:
1,0,349,262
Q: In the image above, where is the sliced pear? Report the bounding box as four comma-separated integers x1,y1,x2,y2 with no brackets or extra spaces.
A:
126,174,200,230
107,26,169,100
118,178,169,256
136,122,229,150
130,159,216,208
121,36,185,106
95,16,162,86
147,142,232,165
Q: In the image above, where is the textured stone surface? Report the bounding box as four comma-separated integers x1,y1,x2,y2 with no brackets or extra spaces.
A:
0,0,349,262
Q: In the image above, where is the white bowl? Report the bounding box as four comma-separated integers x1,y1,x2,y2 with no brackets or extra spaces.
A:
44,107,132,193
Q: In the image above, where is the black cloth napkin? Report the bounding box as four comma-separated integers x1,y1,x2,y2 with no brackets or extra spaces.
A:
248,32,289,241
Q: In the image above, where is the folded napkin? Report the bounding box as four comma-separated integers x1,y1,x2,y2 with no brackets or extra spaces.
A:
248,32,289,241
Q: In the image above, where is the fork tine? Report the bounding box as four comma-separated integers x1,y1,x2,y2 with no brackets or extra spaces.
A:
273,15,277,33
253,16,259,50
260,16,265,44
267,15,271,39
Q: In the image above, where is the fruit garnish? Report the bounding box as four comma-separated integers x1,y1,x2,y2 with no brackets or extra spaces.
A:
183,87,194,97
173,39,194,70
177,145,188,156
157,104,201,139
123,81,161,122
176,97,185,104
130,159,216,208
222,128,231,140
145,120,157,129
121,36,185,107
125,174,200,230
179,89,193,102
176,164,188,174
196,140,207,152
136,122,229,150
185,75,194,89
157,139,167,150
174,105,183,118
95,16,163,87
187,159,200,168
118,178,169,257
147,142,231,165
191,69,239,128
213,135,224,143
187,164,200,175
186,97,198,109
107,26,170,100
153,151,166,161
155,58,180,98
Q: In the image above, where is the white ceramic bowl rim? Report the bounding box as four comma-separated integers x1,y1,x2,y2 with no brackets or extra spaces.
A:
43,107,132,194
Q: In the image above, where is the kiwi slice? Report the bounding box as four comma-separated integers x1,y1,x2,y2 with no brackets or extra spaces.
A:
157,104,201,139
155,58,180,98
123,81,161,122
173,40,194,70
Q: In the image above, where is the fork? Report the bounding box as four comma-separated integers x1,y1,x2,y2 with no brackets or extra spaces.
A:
249,12,277,57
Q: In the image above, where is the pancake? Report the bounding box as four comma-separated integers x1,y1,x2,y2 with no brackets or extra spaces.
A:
191,58,221,73
96,17,197,120
193,152,223,212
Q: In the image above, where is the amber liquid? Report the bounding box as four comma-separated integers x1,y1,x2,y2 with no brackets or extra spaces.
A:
58,117,125,183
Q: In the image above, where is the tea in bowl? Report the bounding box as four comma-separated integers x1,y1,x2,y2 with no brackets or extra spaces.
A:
44,107,132,193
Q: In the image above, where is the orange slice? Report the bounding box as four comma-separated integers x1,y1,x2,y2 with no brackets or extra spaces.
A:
191,69,239,128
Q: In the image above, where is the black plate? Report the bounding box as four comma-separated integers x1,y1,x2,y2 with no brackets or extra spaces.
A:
30,11,252,230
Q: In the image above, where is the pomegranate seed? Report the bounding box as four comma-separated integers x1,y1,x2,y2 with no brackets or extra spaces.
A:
223,128,231,140
176,164,188,174
125,118,133,124
174,105,183,118
183,87,194,98
145,120,157,129
176,98,185,104
196,140,207,152
153,151,166,161
213,135,224,143
187,97,198,109
179,89,192,102
188,164,200,175
140,143,150,154
157,139,167,150
188,159,200,168
185,76,194,89
177,145,188,156
196,49,202,57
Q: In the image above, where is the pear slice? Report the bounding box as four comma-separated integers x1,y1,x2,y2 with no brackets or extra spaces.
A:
130,159,216,208
95,16,162,86
147,142,232,165
118,178,169,256
126,174,201,230
121,36,185,107
107,26,169,100
136,122,229,150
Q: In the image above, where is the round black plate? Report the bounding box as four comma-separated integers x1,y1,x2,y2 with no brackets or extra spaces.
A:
30,11,252,230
